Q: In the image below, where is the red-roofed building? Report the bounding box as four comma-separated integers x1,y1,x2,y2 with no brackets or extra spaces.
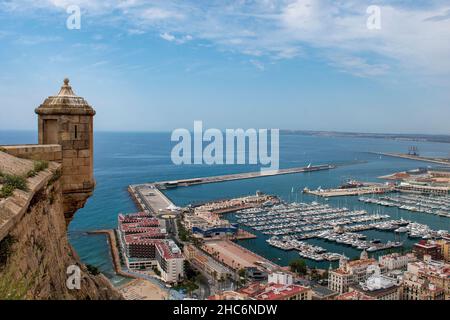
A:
117,213,184,283
237,282,312,300
335,291,375,300
413,240,443,261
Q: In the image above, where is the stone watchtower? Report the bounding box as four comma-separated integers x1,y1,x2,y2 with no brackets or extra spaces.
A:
35,78,95,221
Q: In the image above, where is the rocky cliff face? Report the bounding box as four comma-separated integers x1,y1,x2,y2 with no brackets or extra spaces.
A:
0,151,121,299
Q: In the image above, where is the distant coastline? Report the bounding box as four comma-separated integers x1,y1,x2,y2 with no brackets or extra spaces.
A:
2,129,450,145
281,130,450,144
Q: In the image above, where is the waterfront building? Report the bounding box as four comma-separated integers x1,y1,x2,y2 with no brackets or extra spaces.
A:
183,244,234,282
238,282,312,300
413,240,443,261
349,274,402,300
402,255,449,300
184,213,238,238
119,211,159,224
395,182,449,195
117,212,184,283
379,253,416,271
155,240,185,283
268,271,294,286
245,267,268,282
328,257,383,294
118,213,166,242
122,238,184,283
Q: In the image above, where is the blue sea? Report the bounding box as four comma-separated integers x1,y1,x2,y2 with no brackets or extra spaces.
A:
1,131,449,285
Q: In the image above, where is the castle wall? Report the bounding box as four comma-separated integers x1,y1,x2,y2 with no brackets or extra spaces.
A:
0,151,121,299
0,145,62,163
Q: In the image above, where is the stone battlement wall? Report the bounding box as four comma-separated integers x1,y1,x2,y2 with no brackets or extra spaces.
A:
0,144,62,163
0,151,61,242
0,151,121,299
1,143,93,222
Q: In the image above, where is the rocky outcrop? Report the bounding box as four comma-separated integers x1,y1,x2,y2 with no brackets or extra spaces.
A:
0,151,121,299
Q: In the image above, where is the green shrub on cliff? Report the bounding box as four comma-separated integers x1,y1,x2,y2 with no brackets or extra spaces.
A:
0,174,28,198
47,169,62,187
0,184,15,198
26,160,49,178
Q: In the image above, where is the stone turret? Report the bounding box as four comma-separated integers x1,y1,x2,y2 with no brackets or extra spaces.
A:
35,78,95,222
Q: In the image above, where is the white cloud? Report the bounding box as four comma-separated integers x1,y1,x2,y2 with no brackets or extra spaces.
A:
160,32,176,42
141,7,183,21
3,0,450,78
250,59,265,71
160,32,192,44
14,35,62,45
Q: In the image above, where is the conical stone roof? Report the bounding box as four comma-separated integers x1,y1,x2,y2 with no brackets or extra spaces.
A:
35,78,95,116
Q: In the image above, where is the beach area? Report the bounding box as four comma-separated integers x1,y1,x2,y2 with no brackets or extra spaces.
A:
119,279,169,300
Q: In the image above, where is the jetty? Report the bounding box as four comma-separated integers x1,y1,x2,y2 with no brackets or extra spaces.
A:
304,184,393,197
87,229,134,279
373,152,450,166
155,164,335,189
129,164,335,214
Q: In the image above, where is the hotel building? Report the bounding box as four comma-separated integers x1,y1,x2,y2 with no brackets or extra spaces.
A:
328,253,385,294
118,212,184,283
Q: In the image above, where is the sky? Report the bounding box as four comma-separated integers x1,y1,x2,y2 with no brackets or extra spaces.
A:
0,0,449,134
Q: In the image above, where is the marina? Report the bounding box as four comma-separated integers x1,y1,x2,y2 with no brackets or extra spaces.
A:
234,201,449,262
236,202,391,237
359,194,450,218
59,131,450,274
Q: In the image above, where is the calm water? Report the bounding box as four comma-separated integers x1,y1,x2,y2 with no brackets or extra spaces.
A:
1,131,449,282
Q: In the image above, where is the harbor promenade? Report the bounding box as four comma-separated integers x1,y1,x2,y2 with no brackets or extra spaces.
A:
202,239,279,271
